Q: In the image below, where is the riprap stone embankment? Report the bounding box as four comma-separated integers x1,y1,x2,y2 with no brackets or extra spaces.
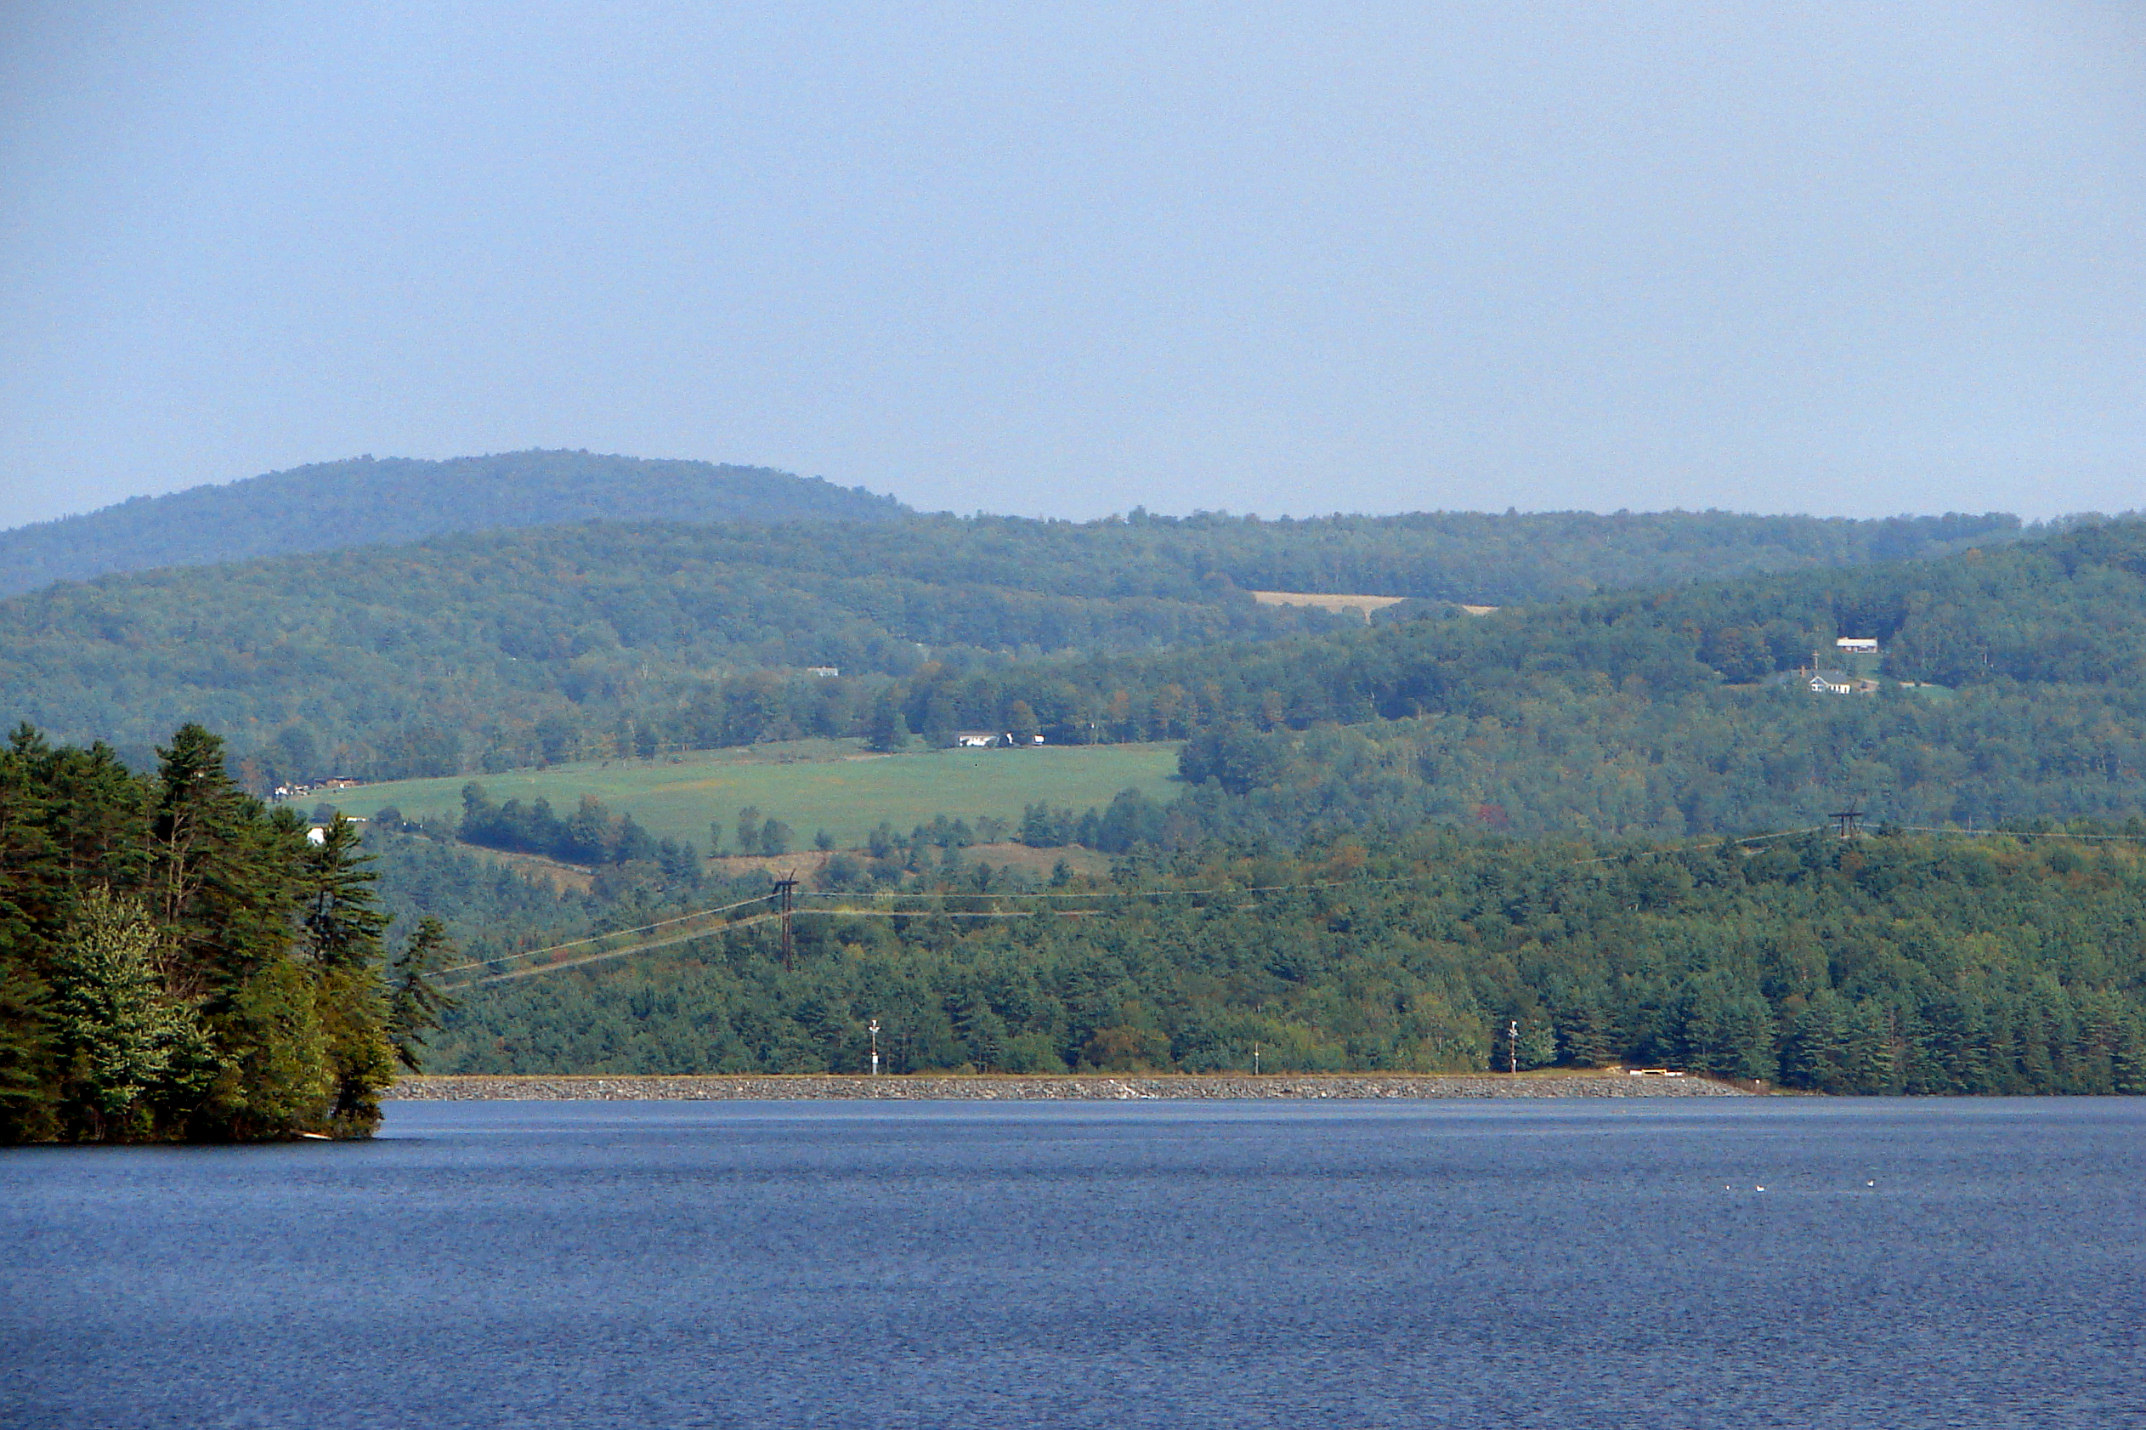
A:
387,1073,1752,1100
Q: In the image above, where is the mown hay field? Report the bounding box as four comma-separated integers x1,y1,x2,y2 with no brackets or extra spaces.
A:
327,739,1184,849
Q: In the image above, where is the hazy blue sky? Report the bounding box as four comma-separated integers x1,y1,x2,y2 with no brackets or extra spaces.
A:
3,2,2142,528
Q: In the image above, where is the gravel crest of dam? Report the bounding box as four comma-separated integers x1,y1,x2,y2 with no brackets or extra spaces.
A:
386,1072,1754,1101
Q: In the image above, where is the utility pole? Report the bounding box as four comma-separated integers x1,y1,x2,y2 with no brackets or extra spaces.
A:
772,873,799,969
869,1018,881,1077
1509,1019,1519,1076
1829,804,1864,840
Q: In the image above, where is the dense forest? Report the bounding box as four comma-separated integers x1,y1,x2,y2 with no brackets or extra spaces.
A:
423,825,2146,1096
880,516,2146,735
858,518,2146,841
0,726,451,1143
9,484,2145,1100
0,450,905,596
0,507,2019,781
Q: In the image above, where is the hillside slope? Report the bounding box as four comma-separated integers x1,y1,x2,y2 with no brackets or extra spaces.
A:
0,450,906,595
413,827,2146,1091
0,508,2025,780
992,518,2146,839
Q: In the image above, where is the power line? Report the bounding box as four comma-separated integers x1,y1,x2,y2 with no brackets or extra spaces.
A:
435,817,2135,990
436,823,1841,988
446,911,784,988
431,892,778,977
790,827,1823,905
1893,824,2146,843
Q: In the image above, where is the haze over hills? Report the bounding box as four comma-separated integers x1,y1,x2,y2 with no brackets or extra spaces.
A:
0,503,2026,776
0,450,908,596
336,516,2146,1090
4,478,2141,1097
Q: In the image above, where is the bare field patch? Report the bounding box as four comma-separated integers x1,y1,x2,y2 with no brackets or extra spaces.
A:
1250,589,1408,617
1250,590,1498,618
447,843,595,893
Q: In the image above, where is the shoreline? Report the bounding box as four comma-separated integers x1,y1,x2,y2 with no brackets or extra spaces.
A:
386,1072,1757,1101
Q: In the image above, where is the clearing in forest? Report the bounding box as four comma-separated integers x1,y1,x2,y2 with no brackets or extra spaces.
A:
328,739,1184,850
1251,590,1497,618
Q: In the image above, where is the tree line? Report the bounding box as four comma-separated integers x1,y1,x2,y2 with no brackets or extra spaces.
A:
0,725,452,1143
0,506,2021,784
456,781,702,886
422,827,2146,1095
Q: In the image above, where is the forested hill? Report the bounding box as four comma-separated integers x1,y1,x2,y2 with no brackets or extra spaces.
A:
0,450,907,596
0,508,2023,779
1008,517,2146,841
3,463,2021,606
418,824,2146,1094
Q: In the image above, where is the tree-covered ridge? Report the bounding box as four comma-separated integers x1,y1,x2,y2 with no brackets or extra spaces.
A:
782,518,2146,841
0,506,2022,781
425,827,2146,1095
0,725,447,1143
0,449,907,596
951,515,2146,732
0,518,1340,775
1161,681,2146,842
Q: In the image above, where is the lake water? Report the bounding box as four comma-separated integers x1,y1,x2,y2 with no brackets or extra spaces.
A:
4,1099,2142,1429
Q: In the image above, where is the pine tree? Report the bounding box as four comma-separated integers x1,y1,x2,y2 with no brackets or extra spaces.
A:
2,724,408,1143
298,816,397,1129
152,724,299,998
300,817,389,968
50,890,217,1138
1555,996,1615,1068
387,917,458,1073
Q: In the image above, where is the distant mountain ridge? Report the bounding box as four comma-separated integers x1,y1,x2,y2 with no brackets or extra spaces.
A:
0,450,908,595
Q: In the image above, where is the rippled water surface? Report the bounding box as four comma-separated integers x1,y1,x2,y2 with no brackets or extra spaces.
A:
5,1098,2143,1429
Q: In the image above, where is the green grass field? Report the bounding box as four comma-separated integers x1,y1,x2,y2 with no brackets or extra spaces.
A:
326,739,1184,850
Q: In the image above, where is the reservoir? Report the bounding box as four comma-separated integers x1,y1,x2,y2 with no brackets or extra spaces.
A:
5,1099,2141,1428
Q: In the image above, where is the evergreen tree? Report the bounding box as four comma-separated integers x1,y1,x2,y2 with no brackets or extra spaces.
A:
152,724,299,998
301,817,389,968
1,724,402,1143
49,890,217,1138
298,816,395,1128
386,917,458,1072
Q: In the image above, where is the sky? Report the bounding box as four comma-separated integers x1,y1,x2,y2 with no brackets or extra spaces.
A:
2,2,2142,529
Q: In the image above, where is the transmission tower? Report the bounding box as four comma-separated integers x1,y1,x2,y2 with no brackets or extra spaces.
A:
772,873,799,969
1828,802,1865,840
